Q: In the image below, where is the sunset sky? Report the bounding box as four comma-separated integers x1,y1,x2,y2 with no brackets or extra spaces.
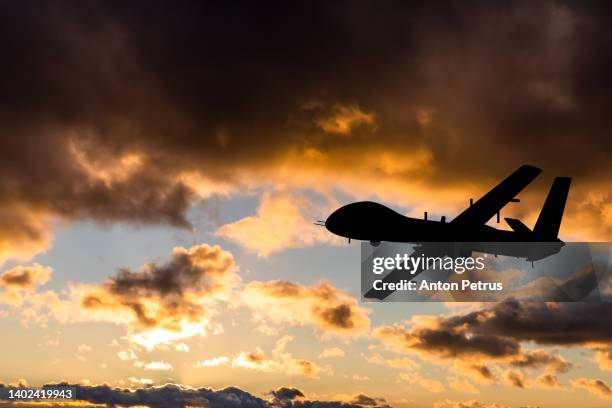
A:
1,2,611,407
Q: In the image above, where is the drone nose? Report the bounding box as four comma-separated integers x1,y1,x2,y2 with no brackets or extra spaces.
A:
324,210,338,231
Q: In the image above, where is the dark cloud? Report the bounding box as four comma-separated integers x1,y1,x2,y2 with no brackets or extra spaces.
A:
317,304,355,330
6,1,611,175
375,316,520,360
510,349,572,373
108,244,234,299
73,383,269,408
1,1,612,261
446,301,612,346
75,244,237,343
270,387,305,401
503,370,526,389
0,264,51,291
0,383,391,408
352,397,389,408
377,300,612,377
466,365,497,383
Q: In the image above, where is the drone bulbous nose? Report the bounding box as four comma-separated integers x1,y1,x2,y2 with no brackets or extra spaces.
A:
325,208,345,234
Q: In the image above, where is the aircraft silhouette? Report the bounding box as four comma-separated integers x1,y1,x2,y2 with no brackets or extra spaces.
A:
320,165,572,299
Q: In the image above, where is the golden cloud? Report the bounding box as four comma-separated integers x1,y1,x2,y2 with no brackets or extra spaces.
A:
502,369,526,389
536,373,562,389
315,104,376,135
0,264,54,310
0,264,52,291
571,377,612,399
229,336,328,379
433,400,510,408
65,244,238,349
244,280,370,337
216,192,342,257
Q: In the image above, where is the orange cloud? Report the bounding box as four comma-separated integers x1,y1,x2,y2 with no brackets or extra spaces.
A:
68,244,238,349
244,280,370,337
315,104,376,135
230,336,329,378
502,369,526,389
594,346,612,370
0,209,52,267
571,377,612,399
0,264,54,310
0,264,52,291
216,192,342,257
536,373,562,389
433,400,510,408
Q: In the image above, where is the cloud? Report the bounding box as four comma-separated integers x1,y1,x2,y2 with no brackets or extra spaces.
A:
144,361,173,371
433,400,510,408
195,356,230,368
319,347,346,358
442,301,612,371
347,394,384,407
0,264,52,292
502,369,526,389
2,2,612,267
0,208,54,266
536,373,562,389
0,264,57,324
315,104,376,135
2,383,390,408
398,372,444,393
118,349,138,361
77,344,91,355
594,347,612,370
373,301,612,397
571,377,612,399
230,336,329,379
442,301,612,346
374,316,520,361
457,365,497,384
375,301,610,377
67,243,237,349
509,349,571,373
270,387,305,401
216,192,340,257
193,337,328,379
245,280,370,337
0,242,370,354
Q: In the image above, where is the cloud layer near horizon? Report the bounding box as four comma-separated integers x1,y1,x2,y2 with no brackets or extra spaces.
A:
0,383,392,408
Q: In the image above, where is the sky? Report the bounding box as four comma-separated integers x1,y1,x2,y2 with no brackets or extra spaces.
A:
0,1,611,407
